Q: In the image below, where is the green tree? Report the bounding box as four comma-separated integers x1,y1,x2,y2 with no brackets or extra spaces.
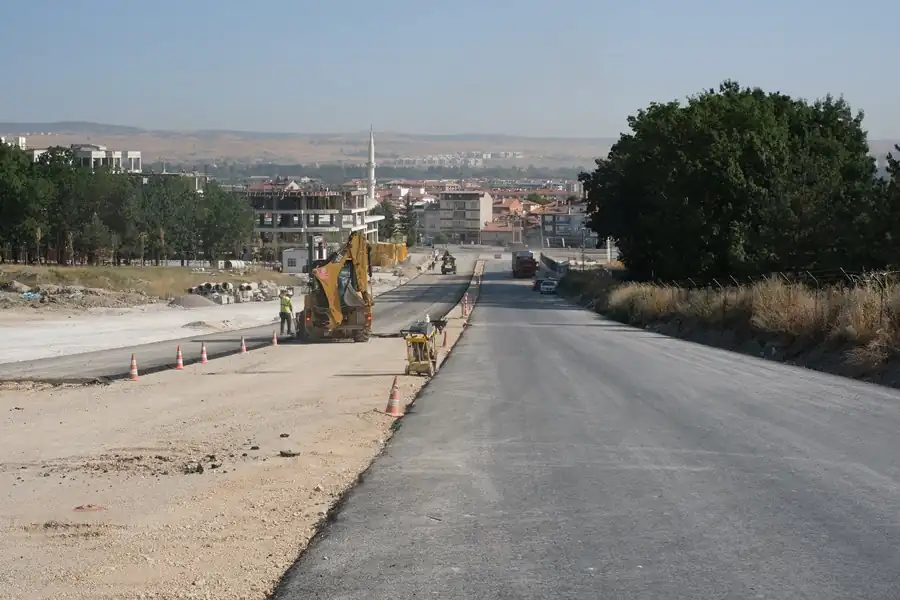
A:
580,80,884,280
0,144,52,263
398,196,419,247
198,183,255,262
0,146,256,266
372,201,396,240
35,147,88,265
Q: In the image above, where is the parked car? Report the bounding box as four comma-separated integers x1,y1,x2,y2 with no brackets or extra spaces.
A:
540,279,558,295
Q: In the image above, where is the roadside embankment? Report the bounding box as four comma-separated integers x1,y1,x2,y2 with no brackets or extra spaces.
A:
560,269,900,388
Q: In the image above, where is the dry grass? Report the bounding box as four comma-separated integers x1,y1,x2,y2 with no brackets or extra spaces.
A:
0,264,297,299
602,278,900,368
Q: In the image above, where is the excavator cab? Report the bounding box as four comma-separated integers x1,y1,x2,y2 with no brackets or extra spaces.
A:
296,231,374,343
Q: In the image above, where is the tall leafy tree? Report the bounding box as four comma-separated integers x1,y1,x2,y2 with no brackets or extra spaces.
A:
371,201,396,240
0,144,51,263
580,80,885,280
398,195,419,247
198,183,255,262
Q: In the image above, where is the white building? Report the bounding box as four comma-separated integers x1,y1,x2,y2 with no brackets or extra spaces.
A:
10,141,142,172
70,144,142,172
0,136,27,150
437,190,494,243
282,243,330,273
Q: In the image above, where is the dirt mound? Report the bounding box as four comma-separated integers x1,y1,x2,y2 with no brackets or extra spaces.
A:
168,295,217,308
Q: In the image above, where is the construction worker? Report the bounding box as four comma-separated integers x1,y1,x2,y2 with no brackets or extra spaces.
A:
279,290,293,336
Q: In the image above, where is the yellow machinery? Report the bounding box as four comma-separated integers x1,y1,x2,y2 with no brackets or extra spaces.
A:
296,231,373,342
401,319,447,376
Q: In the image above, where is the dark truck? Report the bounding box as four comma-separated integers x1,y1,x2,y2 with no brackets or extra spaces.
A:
440,251,457,274
512,250,538,278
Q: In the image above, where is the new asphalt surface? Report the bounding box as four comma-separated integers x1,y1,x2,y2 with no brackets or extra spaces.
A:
271,258,900,599
0,257,475,382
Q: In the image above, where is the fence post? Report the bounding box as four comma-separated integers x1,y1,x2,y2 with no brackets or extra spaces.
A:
805,271,819,319
876,272,886,326
713,278,725,326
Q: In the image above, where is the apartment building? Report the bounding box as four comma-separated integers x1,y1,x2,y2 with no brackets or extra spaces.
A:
419,203,442,239
437,190,493,243
70,144,142,172
0,136,26,149
538,209,598,248
15,142,143,172
247,180,383,245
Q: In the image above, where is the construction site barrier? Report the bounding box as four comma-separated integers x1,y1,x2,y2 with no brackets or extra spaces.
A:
371,242,409,267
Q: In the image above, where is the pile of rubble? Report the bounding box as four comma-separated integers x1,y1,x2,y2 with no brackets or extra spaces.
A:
185,280,282,305
0,280,152,309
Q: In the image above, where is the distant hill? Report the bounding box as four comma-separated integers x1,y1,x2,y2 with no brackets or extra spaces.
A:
0,122,893,168
0,121,615,144
0,121,146,136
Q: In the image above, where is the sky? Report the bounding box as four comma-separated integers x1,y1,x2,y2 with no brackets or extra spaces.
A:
0,0,896,138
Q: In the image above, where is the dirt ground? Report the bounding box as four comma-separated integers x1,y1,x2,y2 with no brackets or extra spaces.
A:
0,254,428,322
0,298,475,600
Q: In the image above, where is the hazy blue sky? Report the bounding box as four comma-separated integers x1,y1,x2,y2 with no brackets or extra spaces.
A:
0,0,895,138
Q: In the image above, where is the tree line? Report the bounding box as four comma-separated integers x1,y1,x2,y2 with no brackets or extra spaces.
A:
0,145,255,265
580,80,900,282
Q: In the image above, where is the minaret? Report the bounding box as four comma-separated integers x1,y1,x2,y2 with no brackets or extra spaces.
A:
366,126,376,210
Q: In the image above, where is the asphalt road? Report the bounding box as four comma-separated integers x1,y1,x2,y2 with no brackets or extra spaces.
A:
272,260,900,599
0,257,475,383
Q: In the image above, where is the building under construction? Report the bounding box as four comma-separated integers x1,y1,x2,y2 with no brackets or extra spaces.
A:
246,130,384,265
247,178,382,263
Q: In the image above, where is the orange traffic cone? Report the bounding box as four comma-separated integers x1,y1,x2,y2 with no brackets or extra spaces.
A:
240,336,247,353
200,342,208,364
272,331,278,346
175,345,184,370
384,376,403,417
129,354,139,381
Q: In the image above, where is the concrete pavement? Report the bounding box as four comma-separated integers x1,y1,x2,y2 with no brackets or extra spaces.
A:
271,260,900,599
0,257,475,383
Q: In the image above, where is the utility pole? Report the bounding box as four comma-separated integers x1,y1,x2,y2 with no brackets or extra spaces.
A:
581,227,586,271
539,214,545,250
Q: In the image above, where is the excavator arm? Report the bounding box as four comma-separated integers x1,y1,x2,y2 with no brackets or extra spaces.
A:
311,231,373,330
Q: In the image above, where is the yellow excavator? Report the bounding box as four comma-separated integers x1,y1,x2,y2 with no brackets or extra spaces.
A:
295,231,374,342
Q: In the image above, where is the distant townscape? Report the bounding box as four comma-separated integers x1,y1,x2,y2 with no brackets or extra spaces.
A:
0,128,595,271
0,123,894,271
